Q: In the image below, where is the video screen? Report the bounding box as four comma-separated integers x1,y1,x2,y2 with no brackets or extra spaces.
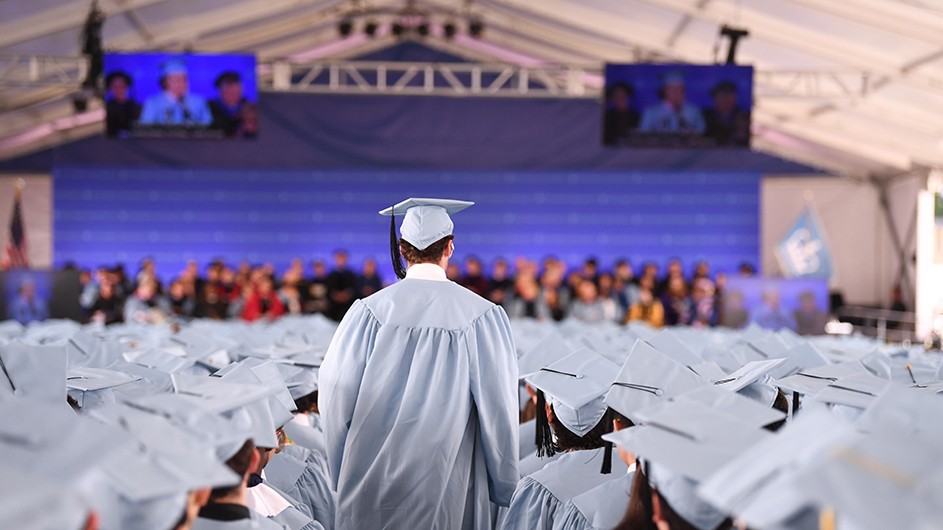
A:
603,63,753,148
722,277,830,335
103,53,258,139
0,270,83,324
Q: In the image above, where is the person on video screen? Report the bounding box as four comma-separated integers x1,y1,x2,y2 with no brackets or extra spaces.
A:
639,71,705,134
104,71,141,137
794,290,828,336
11,280,48,324
209,70,251,137
703,80,750,146
139,58,212,127
602,82,640,145
751,287,796,331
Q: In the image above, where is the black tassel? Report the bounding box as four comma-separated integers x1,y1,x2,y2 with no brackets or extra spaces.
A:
601,409,614,474
390,207,407,280
535,390,556,458
247,473,263,488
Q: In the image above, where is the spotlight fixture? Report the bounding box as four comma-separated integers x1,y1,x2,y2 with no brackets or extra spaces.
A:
364,20,378,37
391,22,405,37
417,22,430,37
338,18,354,37
468,19,484,39
443,21,456,39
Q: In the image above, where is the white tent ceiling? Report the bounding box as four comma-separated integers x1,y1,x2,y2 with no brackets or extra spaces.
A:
2,0,943,180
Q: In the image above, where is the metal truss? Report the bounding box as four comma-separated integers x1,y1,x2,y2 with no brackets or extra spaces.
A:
267,60,592,97
0,53,87,87
754,70,876,100
0,53,880,101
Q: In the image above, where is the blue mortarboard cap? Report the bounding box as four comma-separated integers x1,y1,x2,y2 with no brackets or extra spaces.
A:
161,58,188,77
663,71,685,85
379,198,473,250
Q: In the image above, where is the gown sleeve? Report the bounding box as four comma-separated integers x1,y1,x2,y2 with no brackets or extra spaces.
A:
551,501,593,530
466,304,520,506
317,300,380,491
498,476,560,530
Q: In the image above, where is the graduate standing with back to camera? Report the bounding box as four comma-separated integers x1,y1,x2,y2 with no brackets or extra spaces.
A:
319,198,520,530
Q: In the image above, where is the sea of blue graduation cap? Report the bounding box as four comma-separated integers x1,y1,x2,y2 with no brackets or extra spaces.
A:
1,314,942,530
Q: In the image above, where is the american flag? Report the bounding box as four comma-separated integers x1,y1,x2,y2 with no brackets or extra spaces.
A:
5,185,28,268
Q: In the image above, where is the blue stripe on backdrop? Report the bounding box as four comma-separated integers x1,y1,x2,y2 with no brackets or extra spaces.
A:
54,168,759,281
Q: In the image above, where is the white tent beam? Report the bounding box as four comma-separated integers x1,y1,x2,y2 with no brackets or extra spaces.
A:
0,0,173,49
107,0,346,51
637,0,943,93
786,0,943,48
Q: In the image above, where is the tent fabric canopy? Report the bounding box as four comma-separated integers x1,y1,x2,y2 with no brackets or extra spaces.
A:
2,0,943,180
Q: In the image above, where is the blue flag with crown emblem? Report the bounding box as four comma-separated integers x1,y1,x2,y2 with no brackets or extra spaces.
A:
775,207,833,279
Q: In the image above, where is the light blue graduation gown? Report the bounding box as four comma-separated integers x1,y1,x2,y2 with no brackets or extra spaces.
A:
552,468,635,530
139,92,212,126
499,447,628,530
319,272,519,530
266,448,336,530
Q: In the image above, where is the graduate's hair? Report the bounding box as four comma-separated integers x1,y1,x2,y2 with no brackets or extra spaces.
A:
616,464,734,530
548,403,613,452
399,235,453,265
210,439,256,499
764,389,790,432
294,390,319,415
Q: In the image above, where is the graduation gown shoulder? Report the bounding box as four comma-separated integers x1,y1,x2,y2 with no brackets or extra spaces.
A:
318,279,519,530
266,450,336,530
498,448,629,530
552,469,635,530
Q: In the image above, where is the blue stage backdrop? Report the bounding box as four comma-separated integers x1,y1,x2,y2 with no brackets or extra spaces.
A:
54,168,759,280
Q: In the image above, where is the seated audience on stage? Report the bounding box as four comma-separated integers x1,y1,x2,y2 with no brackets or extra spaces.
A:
325,250,357,322
624,276,664,328
459,256,489,297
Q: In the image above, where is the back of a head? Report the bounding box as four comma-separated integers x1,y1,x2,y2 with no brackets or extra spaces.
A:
210,439,255,500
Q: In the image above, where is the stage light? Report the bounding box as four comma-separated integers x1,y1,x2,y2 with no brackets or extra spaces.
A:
443,22,456,39
364,20,378,37
468,19,484,39
417,22,430,37
338,18,354,37
392,22,405,37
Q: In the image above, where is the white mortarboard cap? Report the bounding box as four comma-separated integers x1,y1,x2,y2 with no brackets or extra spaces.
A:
0,462,90,530
773,361,869,396
793,428,943,530
646,331,701,366
517,330,576,380
604,339,708,422
698,408,853,529
0,397,131,485
647,462,728,530
379,197,474,250
712,358,787,393
0,342,67,405
525,348,619,436
686,361,727,383
170,372,273,413
857,386,943,443
66,366,143,411
768,342,829,379
218,361,295,429
126,393,249,461
810,372,892,409
673,385,785,429
604,399,770,482
90,405,240,497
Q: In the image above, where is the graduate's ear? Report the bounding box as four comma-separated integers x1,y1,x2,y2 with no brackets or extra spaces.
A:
83,511,100,530
651,492,670,530
248,446,261,477
193,488,212,508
